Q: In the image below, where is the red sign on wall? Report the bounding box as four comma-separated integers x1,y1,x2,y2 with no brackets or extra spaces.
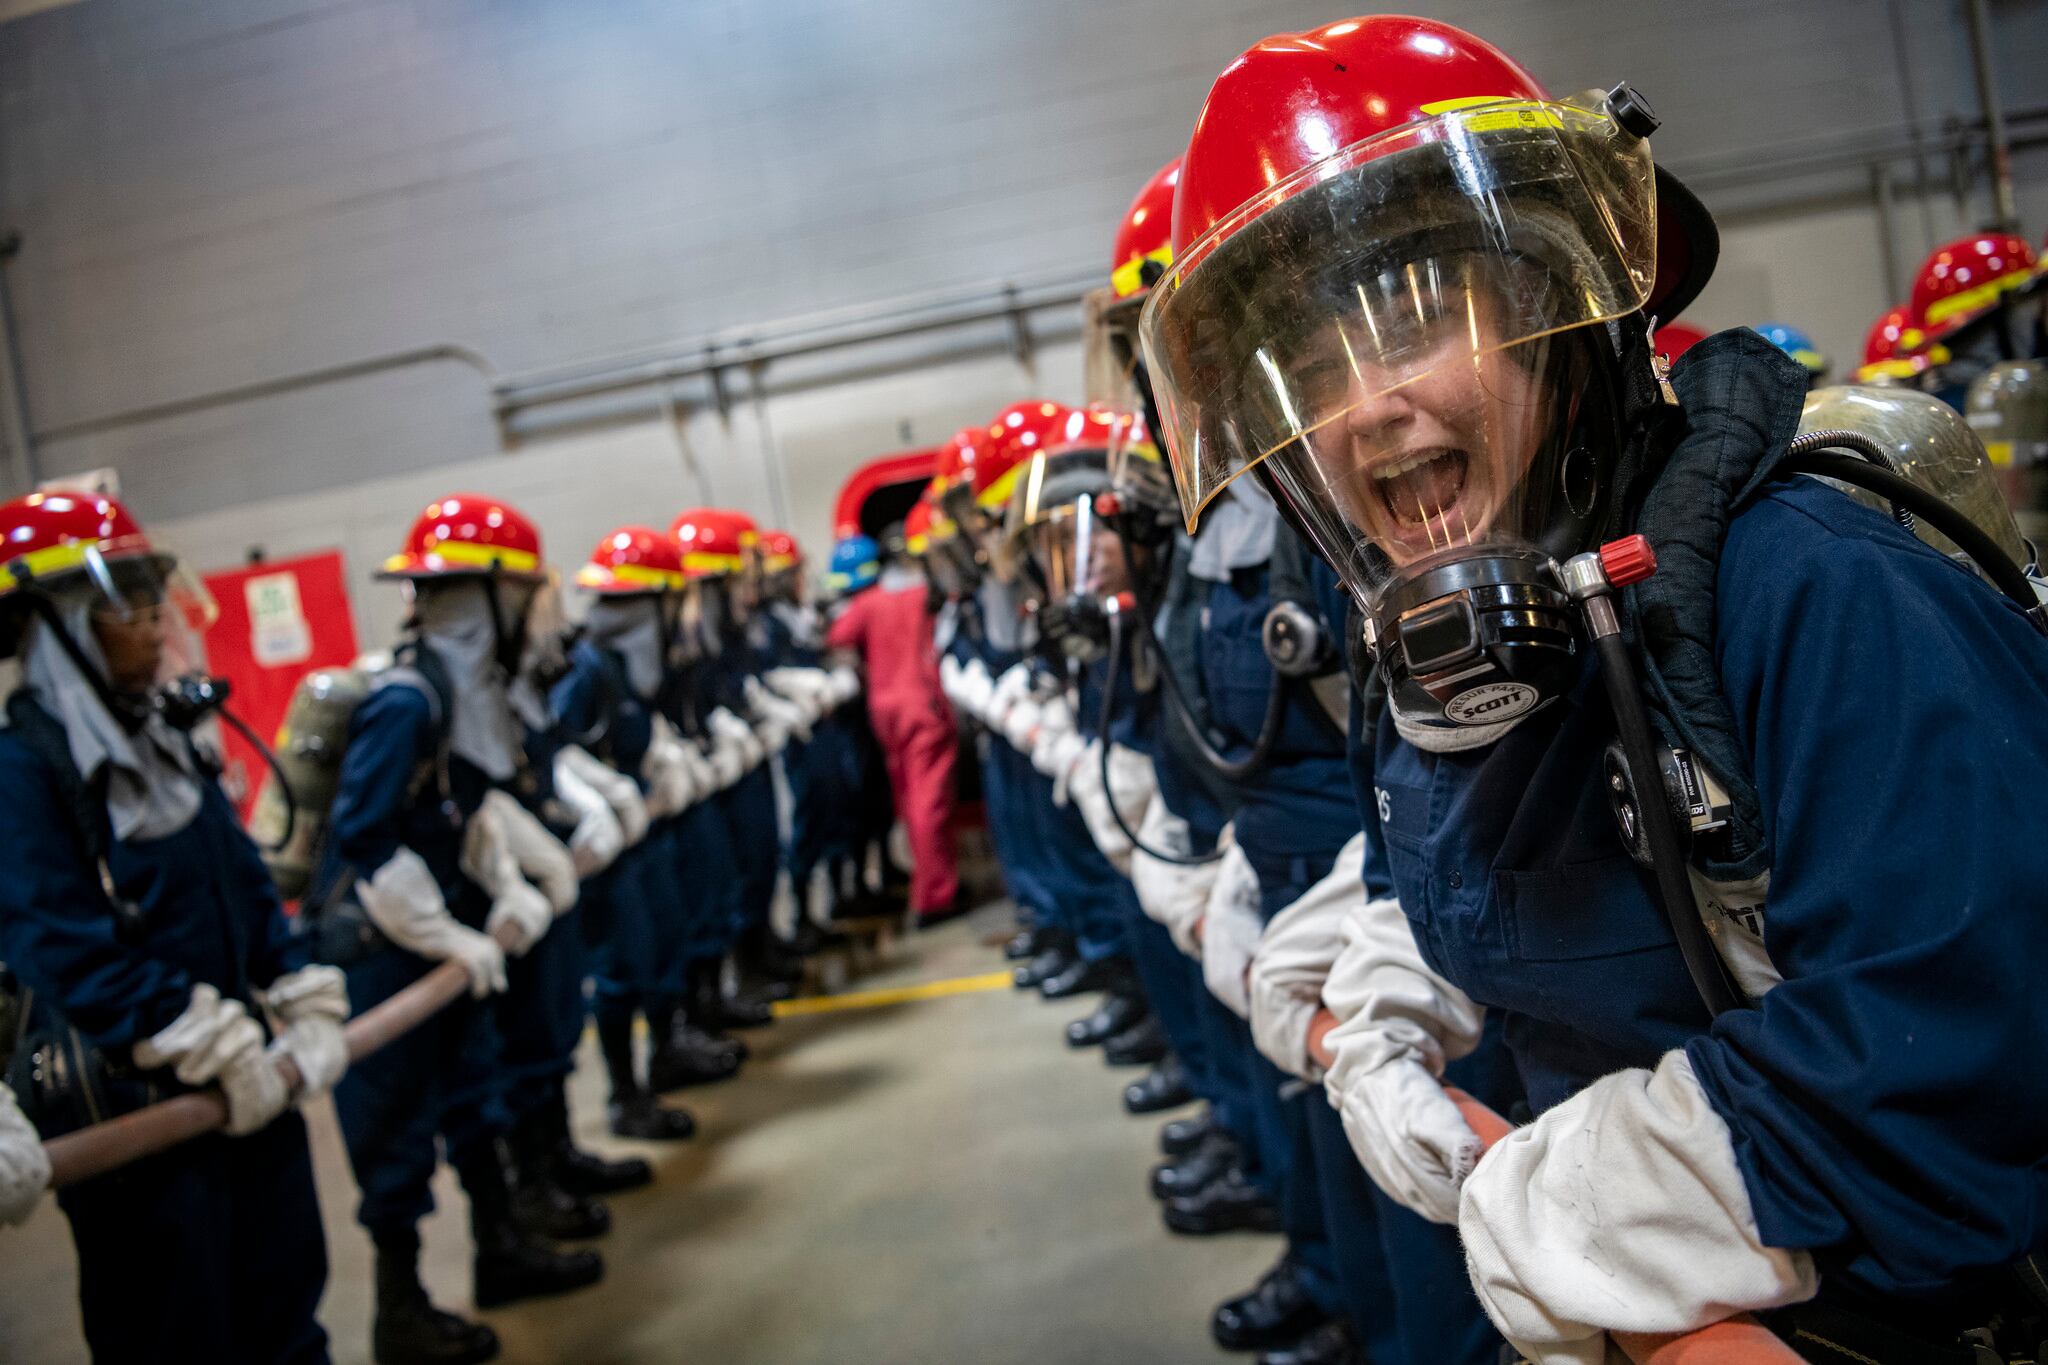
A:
201,551,360,817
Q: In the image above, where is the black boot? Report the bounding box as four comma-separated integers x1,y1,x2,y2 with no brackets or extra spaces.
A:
1160,1107,1218,1157
1065,989,1147,1048
1103,1015,1170,1067
1162,1166,1284,1237
371,1227,499,1365
739,925,804,991
507,1106,610,1239
1213,1254,1331,1351
1151,1126,1240,1200
1124,1054,1195,1114
1255,1318,1363,1365
647,998,744,1092
706,954,778,1027
458,1146,605,1309
1013,944,1076,990
540,1090,651,1195
1039,953,1128,1000
1002,926,1045,960
598,1011,696,1141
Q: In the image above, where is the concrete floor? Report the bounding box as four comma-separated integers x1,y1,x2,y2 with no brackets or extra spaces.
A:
0,902,1276,1363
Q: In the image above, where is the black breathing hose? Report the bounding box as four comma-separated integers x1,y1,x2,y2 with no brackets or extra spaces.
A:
1588,624,1746,1018
1094,611,1224,867
1785,439,2047,632
219,705,297,852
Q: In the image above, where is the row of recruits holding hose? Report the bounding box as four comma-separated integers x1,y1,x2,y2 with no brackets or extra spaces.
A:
939,14,2048,1364
0,489,861,1365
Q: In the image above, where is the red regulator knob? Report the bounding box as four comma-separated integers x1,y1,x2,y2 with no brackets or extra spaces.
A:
1598,535,1658,588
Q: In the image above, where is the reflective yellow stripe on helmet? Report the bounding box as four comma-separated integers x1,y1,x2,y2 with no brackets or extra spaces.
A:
1922,267,2033,329
0,538,102,594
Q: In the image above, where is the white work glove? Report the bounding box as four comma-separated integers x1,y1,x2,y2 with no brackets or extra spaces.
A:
357,847,507,997
132,984,290,1136
1200,843,1264,1018
1033,723,1087,782
1130,804,1221,956
673,732,720,800
1249,833,1364,1080
709,707,766,771
754,710,791,755
561,743,651,843
1000,691,1045,753
479,789,578,913
938,655,970,712
0,1083,48,1225
260,964,351,1100
1321,888,1486,1225
461,798,557,956
705,730,745,789
764,666,833,722
638,720,695,819
954,658,996,720
551,756,626,875
1066,741,1157,871
747,676,813,742
826,663,861,705
1460,1051,1818,1362
983,663,1032,736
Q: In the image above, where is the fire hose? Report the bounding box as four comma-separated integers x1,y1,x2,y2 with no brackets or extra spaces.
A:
1303,1011,1801,1365
39,923,521,1191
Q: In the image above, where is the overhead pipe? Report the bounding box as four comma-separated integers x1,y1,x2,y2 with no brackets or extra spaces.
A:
32,343,502,446
1964,0,2020,231
0,230,40,493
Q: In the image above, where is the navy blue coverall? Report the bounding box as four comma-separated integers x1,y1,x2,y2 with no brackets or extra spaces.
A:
0,704,330,1364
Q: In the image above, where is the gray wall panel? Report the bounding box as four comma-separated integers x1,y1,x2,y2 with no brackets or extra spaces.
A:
1,0,2043,541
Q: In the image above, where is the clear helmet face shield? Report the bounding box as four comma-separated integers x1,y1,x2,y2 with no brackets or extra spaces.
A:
516,569,571,685
922,531,979,600
1140,97,1659,628
74,543,217,694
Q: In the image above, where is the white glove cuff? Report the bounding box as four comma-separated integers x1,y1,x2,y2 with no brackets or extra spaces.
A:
1459,1051,1818,1354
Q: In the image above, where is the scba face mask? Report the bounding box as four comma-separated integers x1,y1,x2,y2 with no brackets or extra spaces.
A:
1143,97,1661,731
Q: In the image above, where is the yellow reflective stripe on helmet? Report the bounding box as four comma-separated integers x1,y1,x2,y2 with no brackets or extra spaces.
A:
905,532,929,555
405,541,541,574
976,460,1027,510
1111,245,1174,300
762,553,797,572
0,538,104,593
577,562,683,590
682,551,744,574
1922,266,2033,328
1418,95,1568,133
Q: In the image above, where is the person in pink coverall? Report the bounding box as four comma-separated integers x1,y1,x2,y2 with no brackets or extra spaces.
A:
825,522,960,925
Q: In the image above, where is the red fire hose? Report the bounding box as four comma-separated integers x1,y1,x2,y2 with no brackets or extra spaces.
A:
40,932,507,1190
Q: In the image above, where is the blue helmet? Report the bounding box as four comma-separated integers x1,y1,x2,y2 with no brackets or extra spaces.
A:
1756,323,1829,380
826,534,881,596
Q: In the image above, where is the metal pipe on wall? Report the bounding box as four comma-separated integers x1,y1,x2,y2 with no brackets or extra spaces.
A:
1964,0,2020,231
0,231,40,495
745,362,792,530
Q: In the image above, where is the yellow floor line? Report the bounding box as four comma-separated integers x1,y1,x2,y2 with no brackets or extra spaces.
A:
771,970,1014,1017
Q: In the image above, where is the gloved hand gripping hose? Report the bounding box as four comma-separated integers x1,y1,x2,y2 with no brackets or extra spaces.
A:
1095,611,1224,867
